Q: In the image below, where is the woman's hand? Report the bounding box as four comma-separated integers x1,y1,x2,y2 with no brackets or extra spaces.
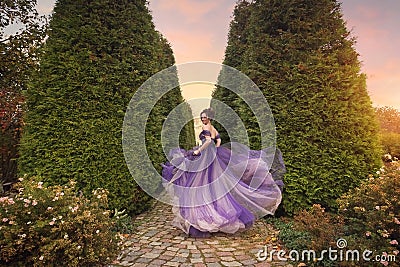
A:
193,149,200,155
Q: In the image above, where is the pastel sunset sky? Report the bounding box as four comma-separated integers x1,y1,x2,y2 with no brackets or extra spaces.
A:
35,0,400,111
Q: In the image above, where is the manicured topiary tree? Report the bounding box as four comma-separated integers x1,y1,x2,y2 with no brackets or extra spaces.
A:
18,0,194,215
213,0,382,213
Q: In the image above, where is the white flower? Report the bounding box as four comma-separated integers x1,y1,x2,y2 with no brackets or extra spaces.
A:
39,256,44,260
27,221,32,225
96,230,100,234
384,154,392,160
64,234,68,239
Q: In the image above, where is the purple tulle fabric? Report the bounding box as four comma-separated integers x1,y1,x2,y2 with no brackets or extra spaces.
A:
161,130,285,237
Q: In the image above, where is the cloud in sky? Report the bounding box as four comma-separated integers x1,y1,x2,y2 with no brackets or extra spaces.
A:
33,0,400,110
148,0,400,110
149,0,235,64
340,0,400,109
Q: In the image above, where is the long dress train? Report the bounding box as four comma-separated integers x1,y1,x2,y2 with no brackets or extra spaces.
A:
161,130,285,237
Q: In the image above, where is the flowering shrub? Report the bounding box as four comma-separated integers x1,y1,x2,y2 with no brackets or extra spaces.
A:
0,176,121,266
292,204,345,252
273,159,400,266
338,159,400,266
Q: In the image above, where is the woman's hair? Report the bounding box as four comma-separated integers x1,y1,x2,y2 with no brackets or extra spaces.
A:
200,108,215,120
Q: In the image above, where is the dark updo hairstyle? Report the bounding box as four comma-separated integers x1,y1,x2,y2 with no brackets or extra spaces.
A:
200,107,215,120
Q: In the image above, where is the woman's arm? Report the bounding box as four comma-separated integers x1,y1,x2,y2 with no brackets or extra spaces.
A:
215,130,221,147
193,137,211,155
193,125,212,155
215,137,221,147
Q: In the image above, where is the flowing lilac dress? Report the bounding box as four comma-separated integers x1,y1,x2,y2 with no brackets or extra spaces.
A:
161,130,285,237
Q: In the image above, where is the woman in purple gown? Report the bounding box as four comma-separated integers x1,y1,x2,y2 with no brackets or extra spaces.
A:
161,108,285,237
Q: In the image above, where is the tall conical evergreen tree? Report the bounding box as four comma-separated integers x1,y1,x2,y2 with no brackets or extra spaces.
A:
212,1,253,144
18,0,194,215
213,0,382,213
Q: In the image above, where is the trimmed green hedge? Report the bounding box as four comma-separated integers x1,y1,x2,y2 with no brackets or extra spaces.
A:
213,0,382,214
18,0,194,215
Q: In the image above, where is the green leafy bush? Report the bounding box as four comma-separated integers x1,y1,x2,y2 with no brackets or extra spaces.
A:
337,159,400,265
0,177,121,266
267,217,311,253
380,132,400,160
292,204,345,252
275,160,400,266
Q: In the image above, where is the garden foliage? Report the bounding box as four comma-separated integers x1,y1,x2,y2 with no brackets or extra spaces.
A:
338,160,400,265
17,0,195,215
212,0,382,214
375,106,400,159
0,177,120,266
273,159,400,266
0,0,47,191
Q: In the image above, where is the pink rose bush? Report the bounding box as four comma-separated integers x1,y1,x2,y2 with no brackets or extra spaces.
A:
0,176,121,266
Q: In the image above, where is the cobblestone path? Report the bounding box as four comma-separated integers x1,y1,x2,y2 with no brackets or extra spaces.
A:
110,201,296,267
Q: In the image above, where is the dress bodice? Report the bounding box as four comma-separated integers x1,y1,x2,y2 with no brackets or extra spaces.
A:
199,130,220,144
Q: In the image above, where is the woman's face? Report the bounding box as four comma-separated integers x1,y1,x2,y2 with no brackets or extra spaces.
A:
200,113,210,125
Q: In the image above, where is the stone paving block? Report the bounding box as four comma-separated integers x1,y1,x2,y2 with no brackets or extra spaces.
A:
163,262,180,267
204,257,220,263
135,257,152,263
218,247,237,252
216,251,234,257
141,252,159,259
220,256,236,261
158,255,174,261
149,259,167,265
191,257,205,263
191,253,202,258
221,261,243,266
166,246,180,252
170,256,188,263
240,259,258,265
